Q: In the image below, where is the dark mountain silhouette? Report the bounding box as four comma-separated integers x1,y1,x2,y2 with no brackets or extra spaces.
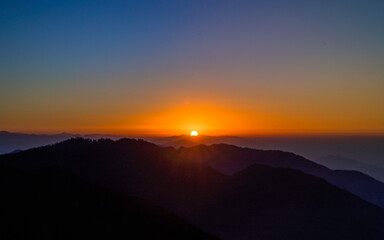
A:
154,134,384,170
317,155,384,182
0,138,226,217
0,165,218,240
150,134,244,148
9,149,22,154
194,164,384,240
0,131,126,154
176,144,384,208
1,138,384,239
0,131,79,154
3,131,384,170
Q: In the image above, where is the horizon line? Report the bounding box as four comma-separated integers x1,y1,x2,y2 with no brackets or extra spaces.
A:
2,130,384,138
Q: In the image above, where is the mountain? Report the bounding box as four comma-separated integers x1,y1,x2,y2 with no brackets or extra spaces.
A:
0,131,79,154
317,155,384,182
175,144,384,208
153,134,384,170
149,134,244,148
1,138,384,239
0,131,127,154
194,164,384,240
0,138,226,217
0,131,239,155
0,165,218,240
3,132,384,171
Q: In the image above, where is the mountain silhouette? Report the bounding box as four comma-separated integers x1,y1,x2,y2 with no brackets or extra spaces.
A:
317,155,384,182
1,138,384,239
193,164,384,240
0,165,218,240
154,134,384,171
176,144,384,208
3,132,383,172
0,131,126,154
0,138,226,217
151,134,244,148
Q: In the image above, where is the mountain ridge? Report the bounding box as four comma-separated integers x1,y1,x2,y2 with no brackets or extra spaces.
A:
317,155,384,182
1,138,384,239
175,143,384,208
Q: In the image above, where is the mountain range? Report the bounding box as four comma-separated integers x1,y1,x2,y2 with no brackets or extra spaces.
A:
152,134,384,171
0,131,126,154
175,144,384,208
317,155,384,182
1,138,384,239
2,131,384,173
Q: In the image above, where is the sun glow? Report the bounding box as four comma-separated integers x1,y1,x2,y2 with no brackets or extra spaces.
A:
190,130,199,136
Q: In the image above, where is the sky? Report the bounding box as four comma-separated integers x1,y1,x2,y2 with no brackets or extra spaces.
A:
1,0,384,136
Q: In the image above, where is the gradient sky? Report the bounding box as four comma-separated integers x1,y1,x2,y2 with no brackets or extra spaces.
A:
1,0,384,136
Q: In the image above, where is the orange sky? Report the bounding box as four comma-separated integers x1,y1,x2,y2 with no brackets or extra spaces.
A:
1,95,383,136
1,68,383,136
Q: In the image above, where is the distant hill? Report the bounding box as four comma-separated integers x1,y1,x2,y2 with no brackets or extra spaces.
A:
152,134,384,170
0,138,226,218
0,131,126,154
0,131,79,154
1,138,384,239
176,144,384,208
2,132,384,171
150,134,244,148
316,155,384,182
0,132,240,154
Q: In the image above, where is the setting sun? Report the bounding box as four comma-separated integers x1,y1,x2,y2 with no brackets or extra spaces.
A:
190,130,199,136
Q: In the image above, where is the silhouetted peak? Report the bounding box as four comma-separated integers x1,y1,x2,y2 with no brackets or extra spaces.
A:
54,137,156,147
10,149,22,154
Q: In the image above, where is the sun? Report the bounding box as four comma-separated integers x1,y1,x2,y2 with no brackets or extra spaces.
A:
190,130,199,136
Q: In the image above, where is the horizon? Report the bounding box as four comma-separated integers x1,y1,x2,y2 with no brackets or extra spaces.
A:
2,129,384,138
